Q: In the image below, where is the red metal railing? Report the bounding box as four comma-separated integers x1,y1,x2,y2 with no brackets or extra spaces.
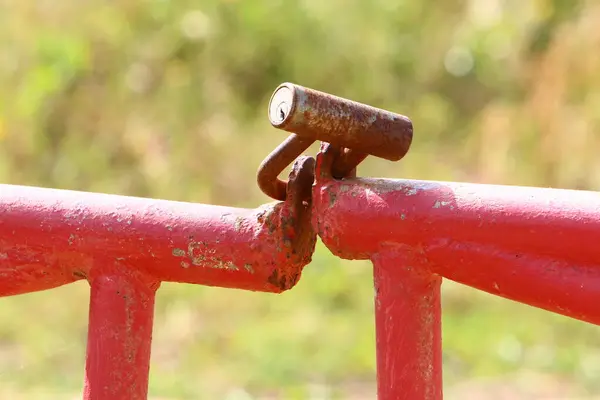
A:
313,144,600,399
2,82,600,399
0,155,316,399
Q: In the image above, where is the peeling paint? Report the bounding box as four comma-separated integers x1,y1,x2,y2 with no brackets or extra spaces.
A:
339,184,353,194
225,261,238,271
433,200,452,209
329,191,337,206
337,178,442,197
234,217,244,232
172,248,186,257
220,213,235,223
171,240,245,271
0,182,315,300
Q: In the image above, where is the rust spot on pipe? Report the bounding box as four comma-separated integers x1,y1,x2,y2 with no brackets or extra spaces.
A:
263,155,316,290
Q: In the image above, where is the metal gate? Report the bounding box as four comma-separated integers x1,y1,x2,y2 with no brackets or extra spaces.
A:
2,82,599,399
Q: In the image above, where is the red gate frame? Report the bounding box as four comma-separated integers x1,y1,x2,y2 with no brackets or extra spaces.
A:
3,150,600,399
2,135,600,399
313,146,600,399
0,176,315,399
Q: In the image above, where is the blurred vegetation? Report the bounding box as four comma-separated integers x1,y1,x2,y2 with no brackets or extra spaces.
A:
1,0,600,398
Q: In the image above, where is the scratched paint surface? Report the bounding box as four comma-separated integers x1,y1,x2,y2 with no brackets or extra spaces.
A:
0,183,315,296
313,174,600,325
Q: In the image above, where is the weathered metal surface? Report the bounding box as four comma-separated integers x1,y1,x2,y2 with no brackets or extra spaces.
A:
83,270,158,400
257,134,314,201
313,146,600,325
269,83,413,161
0,164,316,296
312,144,600,399
329,148,366,179
373,250,442,400
0,159,316,399
258,82,413,200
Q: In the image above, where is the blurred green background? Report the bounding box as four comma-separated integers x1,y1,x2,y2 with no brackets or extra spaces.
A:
1,0,600,398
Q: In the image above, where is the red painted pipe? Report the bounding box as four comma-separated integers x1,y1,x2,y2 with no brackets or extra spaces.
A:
313,176,600,325
0,184,314,296
0,183,315,399
372,250,442,400
83,271,158,400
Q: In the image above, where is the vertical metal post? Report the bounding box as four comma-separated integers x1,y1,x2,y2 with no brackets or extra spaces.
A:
372,251,442,400
83,272,158,400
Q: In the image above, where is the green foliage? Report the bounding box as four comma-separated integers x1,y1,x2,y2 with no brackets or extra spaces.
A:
1,0,600,398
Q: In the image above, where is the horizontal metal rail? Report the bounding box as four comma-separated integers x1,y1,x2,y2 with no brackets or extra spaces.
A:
313,176,600,323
